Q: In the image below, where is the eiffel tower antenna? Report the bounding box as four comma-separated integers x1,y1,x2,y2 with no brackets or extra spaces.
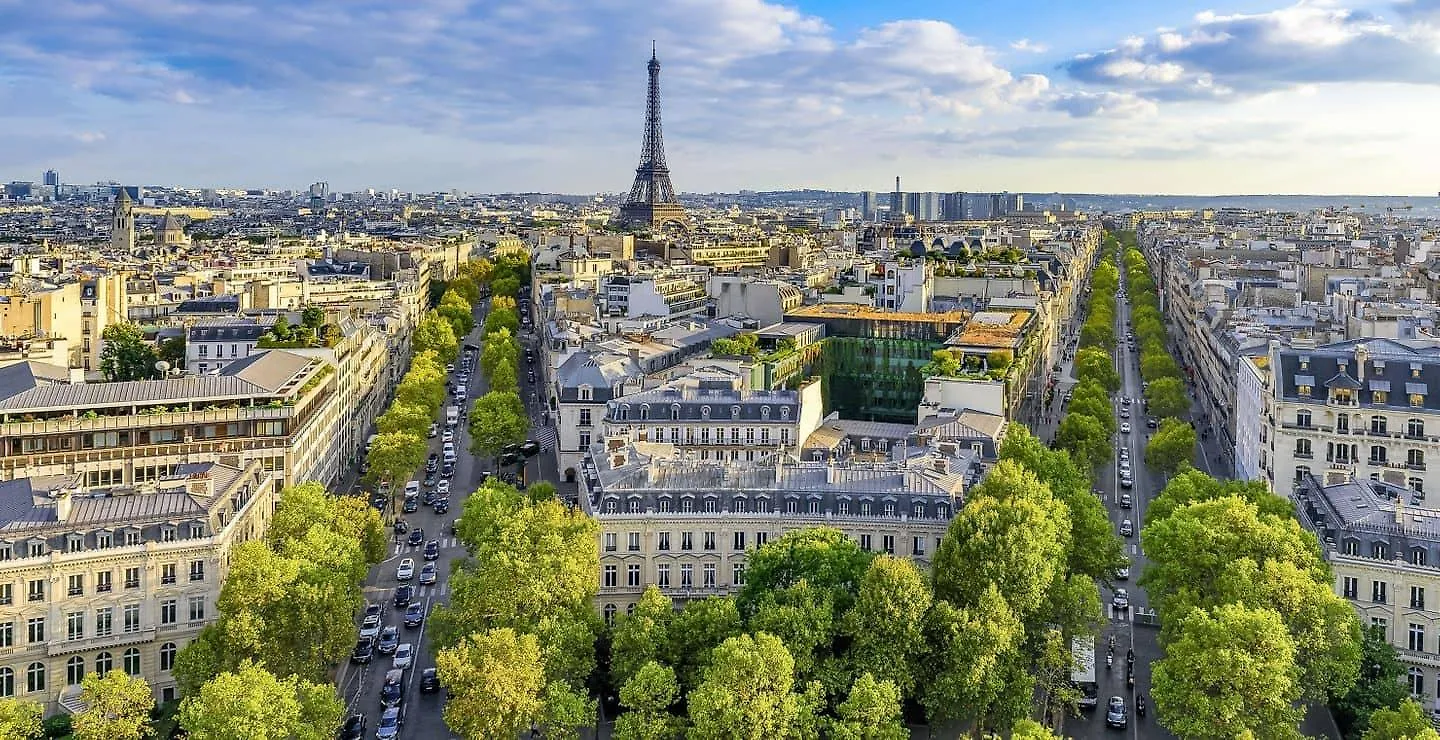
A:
619,44,686,229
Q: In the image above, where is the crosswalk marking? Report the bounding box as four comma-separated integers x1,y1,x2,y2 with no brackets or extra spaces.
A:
531,425,558,451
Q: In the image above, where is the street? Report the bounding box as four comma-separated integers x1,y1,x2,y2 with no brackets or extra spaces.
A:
334,297,571,740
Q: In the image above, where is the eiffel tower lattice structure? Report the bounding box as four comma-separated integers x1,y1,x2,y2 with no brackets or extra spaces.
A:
618,44,687,230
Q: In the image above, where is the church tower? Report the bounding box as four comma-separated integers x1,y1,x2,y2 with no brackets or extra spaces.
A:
111,188,135,253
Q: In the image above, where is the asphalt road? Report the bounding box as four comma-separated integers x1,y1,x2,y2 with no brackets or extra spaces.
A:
334,300,572,740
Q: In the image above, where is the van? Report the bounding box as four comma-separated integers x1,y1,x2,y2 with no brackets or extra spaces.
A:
446,405,460,428
442,442,457,464
379,669,405,707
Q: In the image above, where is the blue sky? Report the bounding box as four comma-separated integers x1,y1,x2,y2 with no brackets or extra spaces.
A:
2,0,1438,194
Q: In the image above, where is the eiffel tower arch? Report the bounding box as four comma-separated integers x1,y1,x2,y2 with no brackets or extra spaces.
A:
618,45,688,230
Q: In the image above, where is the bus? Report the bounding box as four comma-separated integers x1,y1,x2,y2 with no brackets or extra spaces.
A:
1072,636,1099,711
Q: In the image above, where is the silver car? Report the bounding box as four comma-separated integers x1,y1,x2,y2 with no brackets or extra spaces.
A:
392,642,414,670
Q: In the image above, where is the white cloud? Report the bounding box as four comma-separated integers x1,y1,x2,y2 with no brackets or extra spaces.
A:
1010,38,1049,53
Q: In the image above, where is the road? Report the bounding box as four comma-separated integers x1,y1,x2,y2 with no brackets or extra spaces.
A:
334,298,572,740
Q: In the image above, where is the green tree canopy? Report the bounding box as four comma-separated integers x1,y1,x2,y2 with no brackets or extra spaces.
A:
841,556,931,699
748,580,836,682
614,661,683,740
365,431,426,486
301,305,325,330
437,628,547,740
375,402,433,438
449,275,482,306
1145,418,1197,475
1364,701,1440,740
1073,347,1120,392
72,670,154,740
177,660,342,740
1332,626,1410,740
1145,376,1191,419
665,597,744,691
0,698,43,740
100,322,160,382
1145,468,1292,525
468,390,529,457
485,306,520,335
266,481,386,565
611,586,675,689
413,311,459,363
737,527,873,618
828,673,907,740
921,587,1029,731
687,632,821,740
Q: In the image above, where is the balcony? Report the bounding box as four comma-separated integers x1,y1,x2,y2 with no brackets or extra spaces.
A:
48,626,157,657
0,406,291,437
2,437,289,473
1399,647,1440,669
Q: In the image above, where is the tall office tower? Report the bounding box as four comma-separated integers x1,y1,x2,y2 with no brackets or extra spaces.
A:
308,181,328,211
889,176,906,216
860,191,880,221
1007,193,1024,213
42,170,59,187
618,45,686,229
920,192,942,221
111,188,135,253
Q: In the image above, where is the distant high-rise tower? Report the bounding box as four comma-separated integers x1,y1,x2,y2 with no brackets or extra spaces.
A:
42,170,59,187
618,44,687,229
889,176,906,217
860,192,880,221
111,188,135,253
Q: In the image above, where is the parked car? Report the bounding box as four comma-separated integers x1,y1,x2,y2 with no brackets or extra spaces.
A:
433,499,450,515
442,429,454,444
402,497,418,513
436,479,450,496
1116,565,1131,580
376,707,400,740
350,637,374,664
1120,476,1133,489
359,613,381,640
1120,422,1132,434
392,643,414,670
379,669,405,708
428,423,438,439
339,714,366,740
520,440,541,456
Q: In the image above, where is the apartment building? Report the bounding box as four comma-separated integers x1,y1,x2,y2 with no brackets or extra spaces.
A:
0,350,348,489
187,320,268,374
1295,474,1440,717
602,275,708,321
0,459,279,712
1247,339,1440,497
580,441,963,616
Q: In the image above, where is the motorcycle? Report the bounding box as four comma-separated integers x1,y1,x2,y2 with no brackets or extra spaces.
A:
1105,653,1113,670
1126,648,1135,667
1137,694,1147,718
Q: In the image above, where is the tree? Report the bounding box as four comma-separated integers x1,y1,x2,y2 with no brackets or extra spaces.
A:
1145,418,1196,475
365,431,426,486
1011,719,1062,740
1145,468,1292,526
267,481,386,565
1364,701,1440,740
828,673,907,740
462,257,494,285
1152,603,1303,739
481,328,520,381
158,336,187,369
0,698,42,740
1073,347,1120,392
396,365,446,413
1332,626,1410,740
271,315,293,341
922,587,1029,732
72,670,154,740
841,556,931,699
687,633,819,740
1141,348,1182,383
933,462,1070,621
542,683,595,740
491,276,521,298
738,527,873,617
450,275,482,306
611,587,675,688
376,403,433,438
100,323,159,382
438,289,476,337
665,597,744,691
1056,413,1111,471
468,390,528,458
1145,376,1191,419
177,660,342,740
748,580,836,681
437,629,546,740
614,662,683,740
301,305,325,331
413,312,459,364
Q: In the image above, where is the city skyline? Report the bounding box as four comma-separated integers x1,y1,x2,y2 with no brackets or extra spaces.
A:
2,0,1438,195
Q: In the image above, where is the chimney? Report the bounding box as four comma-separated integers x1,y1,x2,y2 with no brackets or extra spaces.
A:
55,489,74,522
1355,343,1368,383
188,472,212,497
1396,492,1406,526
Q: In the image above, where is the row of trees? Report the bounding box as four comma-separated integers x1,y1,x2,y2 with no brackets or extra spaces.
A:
598,425,1123,737
1139,469,1365,738
468,295,529,458
1056,237,1122,471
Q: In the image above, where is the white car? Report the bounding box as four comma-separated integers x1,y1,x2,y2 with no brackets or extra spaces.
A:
1119,449,1130,462
404,480,420,497
396,558,415,581
359,613,381,640
392,643,414,670
1120,422,1132,434
1119,461,1132,475
442,429,454,444
1116,565,1131,580
428,424,438,439
436,479,450,495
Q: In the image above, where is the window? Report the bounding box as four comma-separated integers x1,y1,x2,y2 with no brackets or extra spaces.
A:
67,657,84,687
124,603,141,633
160,600,176,625
189,524,205,538
785,499,798,514
1344,540,1360,556
1338,416,1350,433
0,543,8,561
160,642,177,672
883,535,895,554
682,533,693,551
124,567,140,589
700,405,710,420
95,652,113,675
124,647,141,676
1295,439,1312,458
159,527,176,542
1370,446,1387,465
755,532,767,547
188,596,205,621
28,541,45,557
860,534,873,551
0,583,9,606
1409,624,1425,652
658,532,670,551
733,532,746,551
760,428,770,445
839,500,850,516
1375,391,1389,405
703,532,716,551
1372,416,1388,435
96,607,113,637
913,536,926,556
627,499,640,514
579,409,592,427
628,533,640,552
0,621,10,648
1374,580,1389,604
1413,478,1426,496
602,604,616,626
657,564,671,587
1296,410,1312,428
1414,549,1429,567
680,564,693,588
627,564,641,587
68,574,84,597
190,560,205,581
124,530,140,546
1413,394,1426,408
578,385,592,401
704,497,716,513
1411,419,1427,438
703,563,716,588
1411,450,1426,469
1413,586,1427,609
640,404,650,420
1410,667,1425,695
671,404,681,421
26,663,44,694
603,565,617,588
1298,384,1312,398
27,579,44,602
97,571,112,593
604,533,617,552
1342,577,1358,599
162,564,177,585
860,501,872,516
808,499,820,514
67,611,84,641
1373,542,1390,560
883,502,896,517
0,667,11,698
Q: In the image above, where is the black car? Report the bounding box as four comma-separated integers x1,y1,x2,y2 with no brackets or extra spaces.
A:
407,529,424,546
392,520,407,535
380,669,405,708
519,440,541,457
423,490,437,506
423,540,440,561
339,713,366,740
393,584,413,608
423,472,437,486
350,637,374,664
419,668,441,694
404,602,426,627
402,497,419,513
434,500,450,515
527,372,537,384
441,463,455,478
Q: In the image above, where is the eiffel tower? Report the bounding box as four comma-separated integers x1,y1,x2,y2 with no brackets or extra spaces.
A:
618,44,687,229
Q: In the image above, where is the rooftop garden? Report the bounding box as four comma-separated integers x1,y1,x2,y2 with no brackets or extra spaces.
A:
920,348,1013,381
255,309,343,349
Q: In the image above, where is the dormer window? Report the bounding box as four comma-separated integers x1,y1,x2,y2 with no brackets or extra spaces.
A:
700,406,711,420
65,535,84,554
96,531,112,549
731,405,741,419
1299,356,1310,370
578,385,593,401
189,524,205,539
639,404,650,420
671,404,681,421
160,526,176,543
618,405,630,421
1414,363,1424,378
28,541,45,557
780,406,790,420
761,406,771,420
1298,384,1313,398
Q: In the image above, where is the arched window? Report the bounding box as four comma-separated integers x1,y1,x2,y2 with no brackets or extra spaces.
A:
602,604,617,626
26,662,44,693
618,404,630,421
0,667,12,698
95,652,113,675
123,648,141,676
780,406,790,420
761,406,772,420
731,405,741,419
639,404,650,420
160,643,177,672
700,405,711,420
670,404,681,420
1371,416,1388,435
1372,542,1390,560
66,657,84,686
